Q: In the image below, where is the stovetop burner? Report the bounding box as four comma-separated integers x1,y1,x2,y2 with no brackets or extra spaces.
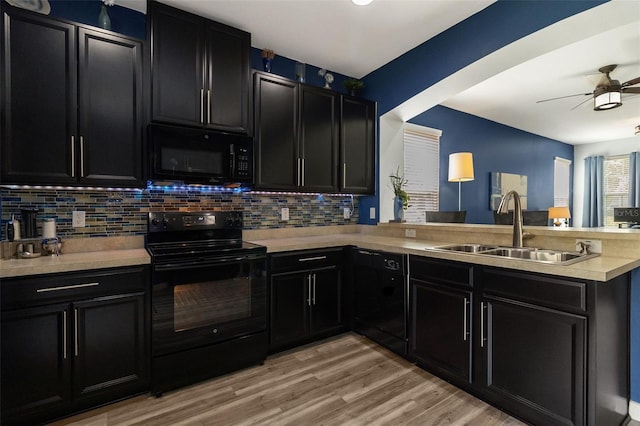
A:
146,211,265,259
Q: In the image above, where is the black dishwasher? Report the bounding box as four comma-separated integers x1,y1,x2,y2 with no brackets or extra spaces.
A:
353,249,408,356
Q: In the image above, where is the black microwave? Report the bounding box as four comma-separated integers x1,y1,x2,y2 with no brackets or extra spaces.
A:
149,124,253,185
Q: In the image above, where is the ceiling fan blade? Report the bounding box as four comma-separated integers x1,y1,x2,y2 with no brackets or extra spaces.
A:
623,87,640,94
622,77,640,87
570,96,593,111
536,92,592,103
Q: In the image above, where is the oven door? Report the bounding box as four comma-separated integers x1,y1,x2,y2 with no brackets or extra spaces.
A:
151,252,266,356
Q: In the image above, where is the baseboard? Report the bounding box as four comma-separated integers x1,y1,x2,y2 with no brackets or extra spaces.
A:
630,400,640,421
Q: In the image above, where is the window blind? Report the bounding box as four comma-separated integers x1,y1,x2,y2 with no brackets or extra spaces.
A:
553,157,571,207
604,155,630,227
403,126,440,223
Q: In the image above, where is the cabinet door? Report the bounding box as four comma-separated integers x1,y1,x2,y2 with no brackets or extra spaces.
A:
1,8,76,184
78,28,143,186
254,73,299,190
299,86,339,193
340,96,375,194
73,293,147,402
149,2,204,127
411,280,472,383
482,297,586,426
205,22,250,134
309,268,342,335
1,304,71,424
270,273,308,348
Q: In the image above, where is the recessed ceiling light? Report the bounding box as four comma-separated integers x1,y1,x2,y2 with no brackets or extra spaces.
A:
352,0,373,5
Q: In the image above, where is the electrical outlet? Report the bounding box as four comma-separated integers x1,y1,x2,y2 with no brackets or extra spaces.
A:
575,238,602,254
281,207,289,221
369,207,376,220
72,210,85,228
405,229,416,238
343,208,351,219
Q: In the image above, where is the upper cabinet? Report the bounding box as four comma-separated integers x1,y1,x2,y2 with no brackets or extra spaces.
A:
254,72,375,194
340,96,376,195
148,1,251,134
1,5,144,187
254,72,338,192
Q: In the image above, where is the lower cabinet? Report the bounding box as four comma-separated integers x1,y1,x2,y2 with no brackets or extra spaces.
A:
1,266,149,425
269,248,344,351
410,258,473,385
409,255,630,426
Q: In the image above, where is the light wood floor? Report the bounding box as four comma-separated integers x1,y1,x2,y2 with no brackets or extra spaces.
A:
52,333,527,425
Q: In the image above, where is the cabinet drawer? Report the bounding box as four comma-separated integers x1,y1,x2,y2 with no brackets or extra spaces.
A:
482,268,586,313
270,248,344,274
410,256,473,289
1,266,149,309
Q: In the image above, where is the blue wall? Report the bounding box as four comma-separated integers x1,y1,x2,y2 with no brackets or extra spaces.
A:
47,1,145,39
410,106,574,224
633,268,640,403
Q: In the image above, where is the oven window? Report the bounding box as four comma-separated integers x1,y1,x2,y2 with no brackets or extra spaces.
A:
161,147,223,175
173,277,251,332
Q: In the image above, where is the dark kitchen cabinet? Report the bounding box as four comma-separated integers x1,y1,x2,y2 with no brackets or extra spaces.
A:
408,256,630,426
254,72,338,192
340,96,375,194
1,5,143,187
148,1,251,134
409,257,473,385
0,266,149,426
269,248,344,351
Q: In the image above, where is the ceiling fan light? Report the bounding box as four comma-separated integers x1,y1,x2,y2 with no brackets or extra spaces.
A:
352,0,373,5
593,90,622,111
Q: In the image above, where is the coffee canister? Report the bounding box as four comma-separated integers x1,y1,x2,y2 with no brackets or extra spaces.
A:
42,218,57,239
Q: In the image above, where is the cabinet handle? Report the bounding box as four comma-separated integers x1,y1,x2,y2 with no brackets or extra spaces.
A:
463,297,468,341
74,308,79,357
312,273,316,305
301,158,305,187
298,256,327,262
80,136,85,177
296,158,301,186
63,310,68,360
307,274,312,306
71,136,76,177
480,302,486,348
200,88,204,124
343,163,347,188
36,282,100,293
207,90,211,124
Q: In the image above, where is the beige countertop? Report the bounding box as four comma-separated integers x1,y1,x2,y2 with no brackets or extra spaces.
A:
248,233,640,282
0,249,150,278
1,227,638,282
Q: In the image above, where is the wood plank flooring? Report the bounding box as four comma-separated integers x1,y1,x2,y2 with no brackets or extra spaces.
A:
52,333,527,425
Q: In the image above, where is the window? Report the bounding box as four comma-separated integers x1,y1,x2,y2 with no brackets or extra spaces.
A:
553,157,571,207
403,124,441,223
603,155,629,227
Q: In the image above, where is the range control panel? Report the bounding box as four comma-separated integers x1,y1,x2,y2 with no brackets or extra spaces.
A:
148,211,243,232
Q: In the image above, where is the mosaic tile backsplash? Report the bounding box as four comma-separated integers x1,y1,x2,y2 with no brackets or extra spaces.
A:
0,188,359,240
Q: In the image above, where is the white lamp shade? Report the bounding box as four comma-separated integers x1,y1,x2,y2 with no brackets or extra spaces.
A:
594,90,622,110
448,152,475,182
352,0,373,5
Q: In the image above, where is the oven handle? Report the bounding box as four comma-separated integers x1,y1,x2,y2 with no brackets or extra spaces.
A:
153,253,266,271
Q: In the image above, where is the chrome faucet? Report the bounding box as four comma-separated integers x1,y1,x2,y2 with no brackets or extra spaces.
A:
497,190,531,247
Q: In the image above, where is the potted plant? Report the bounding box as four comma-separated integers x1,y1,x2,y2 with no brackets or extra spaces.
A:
343,78,365,96
389,167,410,222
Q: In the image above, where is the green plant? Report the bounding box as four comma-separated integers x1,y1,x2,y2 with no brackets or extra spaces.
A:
389,167,410,210
343,78,365,92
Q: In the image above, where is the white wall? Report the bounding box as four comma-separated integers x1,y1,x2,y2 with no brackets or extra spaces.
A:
573,136,639,226
379,116,405,223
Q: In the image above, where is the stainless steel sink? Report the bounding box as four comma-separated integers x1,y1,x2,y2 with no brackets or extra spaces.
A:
432,244,499,253
430,244,599,265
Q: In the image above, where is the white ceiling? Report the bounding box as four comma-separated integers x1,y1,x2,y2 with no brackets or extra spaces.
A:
118,0,640,146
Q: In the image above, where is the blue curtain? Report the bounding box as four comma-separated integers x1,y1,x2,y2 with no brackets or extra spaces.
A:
629,152,640,207
582,156,604,227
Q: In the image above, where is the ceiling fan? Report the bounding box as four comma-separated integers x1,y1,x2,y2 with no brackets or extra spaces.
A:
537,64,640,111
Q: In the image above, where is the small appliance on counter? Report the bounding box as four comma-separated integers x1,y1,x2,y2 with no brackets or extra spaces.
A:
20,208,39,238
